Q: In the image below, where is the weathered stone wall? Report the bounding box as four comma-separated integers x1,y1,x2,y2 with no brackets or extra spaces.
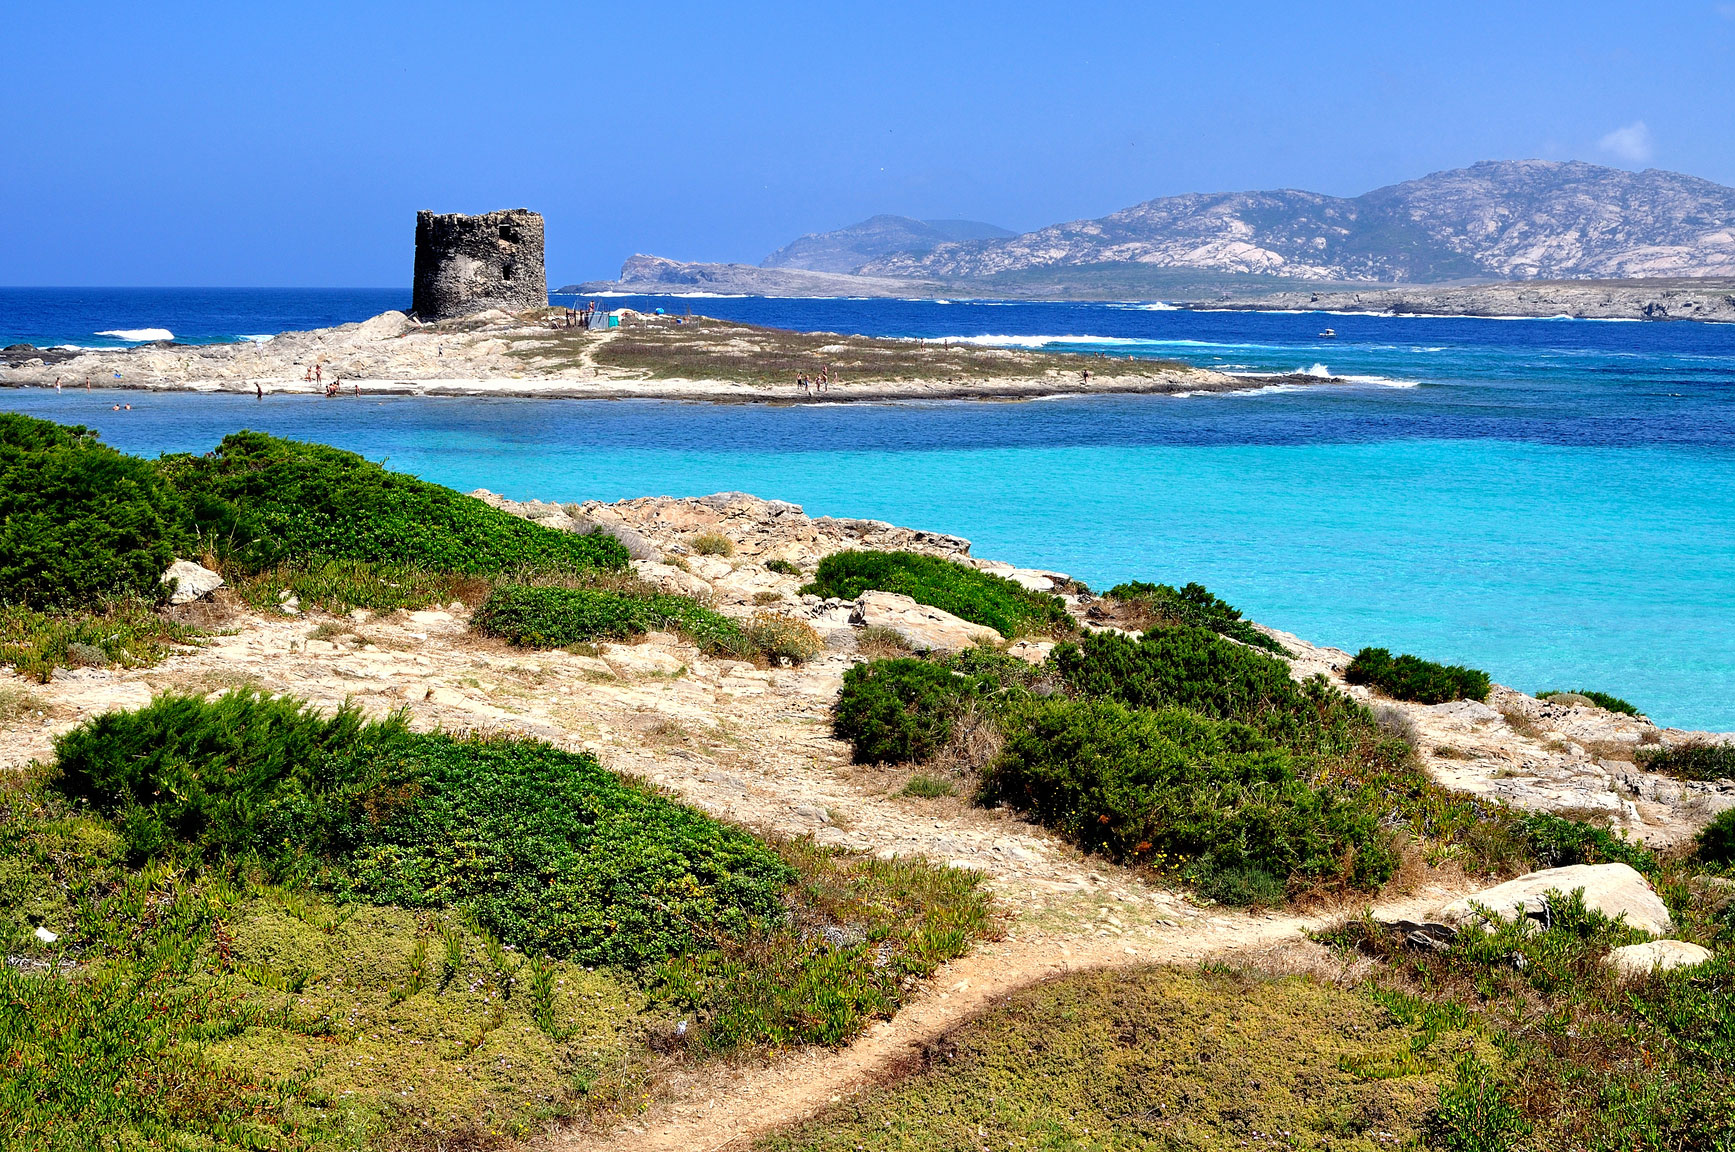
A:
412,209,546,320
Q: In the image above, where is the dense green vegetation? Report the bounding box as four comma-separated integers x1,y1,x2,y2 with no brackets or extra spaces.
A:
985,697,1394,904
802,549,1072,638
1537,688,1643,716
1700,809,1735,865
759,965,1483,1152
0,415,186,610
1347,646,1491,704
1639,740,1735,782
53,690,795,967
4,691,994,1149
0,416,635,678
158,431,628,575
1104,579,1287,653
473,582,751,656
834,658,989,764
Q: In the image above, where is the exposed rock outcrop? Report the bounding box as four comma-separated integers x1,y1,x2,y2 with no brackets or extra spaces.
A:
1604,940,1714,978
160,560,223,605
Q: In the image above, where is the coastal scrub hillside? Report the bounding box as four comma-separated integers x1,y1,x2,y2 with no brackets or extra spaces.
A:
2,690,994,1148
803,550,1073,638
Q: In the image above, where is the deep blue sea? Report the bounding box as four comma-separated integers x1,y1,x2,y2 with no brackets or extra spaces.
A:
3,288,1733,730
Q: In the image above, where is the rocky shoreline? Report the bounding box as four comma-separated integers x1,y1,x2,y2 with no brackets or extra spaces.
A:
1194,277,1735,323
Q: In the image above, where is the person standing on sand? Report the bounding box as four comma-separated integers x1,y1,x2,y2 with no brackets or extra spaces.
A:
255,381,262,399
315,363,323,388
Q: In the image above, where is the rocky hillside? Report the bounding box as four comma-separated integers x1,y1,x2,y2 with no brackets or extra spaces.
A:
859,161,1735,283
761,215,1014,274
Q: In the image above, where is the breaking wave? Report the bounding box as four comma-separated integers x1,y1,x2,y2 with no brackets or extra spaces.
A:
96,328,173,342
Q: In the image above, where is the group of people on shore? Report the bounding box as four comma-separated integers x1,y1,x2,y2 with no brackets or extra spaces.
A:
797,366,833,395
302,361,357,397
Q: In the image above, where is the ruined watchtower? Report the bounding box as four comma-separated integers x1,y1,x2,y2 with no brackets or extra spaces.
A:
411,208,547,320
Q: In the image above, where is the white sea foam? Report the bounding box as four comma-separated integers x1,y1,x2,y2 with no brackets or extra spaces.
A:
238,334,274,343
96,327,173,342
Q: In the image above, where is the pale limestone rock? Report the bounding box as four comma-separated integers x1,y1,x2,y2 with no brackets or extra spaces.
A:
1439,863,1671,936
1604,940,1714,978
161,559,224,605
851,591,1000,654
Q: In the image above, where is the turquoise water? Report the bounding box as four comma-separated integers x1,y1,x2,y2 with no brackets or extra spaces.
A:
2,292,1732,729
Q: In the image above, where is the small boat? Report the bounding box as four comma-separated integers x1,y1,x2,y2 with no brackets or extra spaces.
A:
1318,328,1337,338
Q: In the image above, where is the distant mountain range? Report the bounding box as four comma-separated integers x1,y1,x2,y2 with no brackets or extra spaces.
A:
569,160,1735,298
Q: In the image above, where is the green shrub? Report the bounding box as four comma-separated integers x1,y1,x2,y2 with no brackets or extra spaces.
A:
1052,626,1339,750
1699,809,1735,866
834,659,985,764
1105,580,1286,653
982,696,1396,902
765,558,802,576
0,414,186,610
1346,647,1491,704
802,550,1071,638
901,773,957,799
1639,741,1735,782
1520,812,1657,874
1537,689,1642,717
51,691,794,968
473,583,754,658
158,432,627,576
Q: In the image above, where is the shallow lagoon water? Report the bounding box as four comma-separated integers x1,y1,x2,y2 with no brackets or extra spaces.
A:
2,291,1732,728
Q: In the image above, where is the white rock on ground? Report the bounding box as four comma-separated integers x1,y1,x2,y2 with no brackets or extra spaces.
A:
851,591,1001,653
1438,863,1672,936
160,560,224,605
1603,940,1715,979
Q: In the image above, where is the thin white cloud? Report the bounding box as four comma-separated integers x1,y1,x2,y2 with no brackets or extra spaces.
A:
1598,121,1654,164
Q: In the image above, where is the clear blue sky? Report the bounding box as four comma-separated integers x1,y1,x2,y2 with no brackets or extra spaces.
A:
4,0,1734,286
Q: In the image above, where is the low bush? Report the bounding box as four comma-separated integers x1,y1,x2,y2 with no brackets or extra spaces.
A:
1537,688,1642,717
52,691,794,968
1520,811,1657,874
743,611,823,665
688,531,734,557
834,659,980,764
1699,809,1735,865
1638,741,1735,782
1105,580,1286,653
982,696,1396,902
764,558,802,576
158,431,628,576
901,773,957,799
802,550,1072,638
0,414,187,610
1346,646,1491,704
473,583,755,659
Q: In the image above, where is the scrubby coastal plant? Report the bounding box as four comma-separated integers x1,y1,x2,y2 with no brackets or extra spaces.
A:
1104,579,1287,653
688,531,735,557
0,600,201,683
1537,688,1642,716
743,611,823,665
802,549,1072,638
1638,740,1735,782
983,696,1395,903
157,431,628,576
834,658,981,764
764,558,803,576
0,414,186,610
1346,646,1491,704
1699,808,1735,865
473,583,755,658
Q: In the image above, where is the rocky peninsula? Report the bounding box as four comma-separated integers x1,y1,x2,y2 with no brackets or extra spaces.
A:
0,308,1293,402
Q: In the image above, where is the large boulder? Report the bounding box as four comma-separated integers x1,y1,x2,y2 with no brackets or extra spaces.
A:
161,560,224,605
1439,863,1671,936
851,591,1000,654
1603,940,1714,979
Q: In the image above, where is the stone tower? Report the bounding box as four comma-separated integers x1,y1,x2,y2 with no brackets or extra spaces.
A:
411,208,547,320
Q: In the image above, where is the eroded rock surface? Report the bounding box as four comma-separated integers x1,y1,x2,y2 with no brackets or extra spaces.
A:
1604,940,1715,978
1438,863,1672,936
